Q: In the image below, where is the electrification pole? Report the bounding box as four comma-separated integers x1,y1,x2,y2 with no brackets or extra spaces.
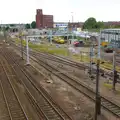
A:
26,37,30,65
20,35,23,60
95,59,101,120
113,50,117,90
95,32,101,120
71,12,74,43
50,30,52,44
19,24,23,60
89,44,92,76
98,30,101,59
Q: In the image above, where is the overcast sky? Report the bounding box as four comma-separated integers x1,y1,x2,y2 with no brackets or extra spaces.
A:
0,0,120,24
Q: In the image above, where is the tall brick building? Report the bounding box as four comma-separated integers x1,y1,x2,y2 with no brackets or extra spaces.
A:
36,9,53,29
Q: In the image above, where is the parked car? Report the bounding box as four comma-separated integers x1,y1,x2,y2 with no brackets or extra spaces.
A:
104,45,113,53
73,40,84,47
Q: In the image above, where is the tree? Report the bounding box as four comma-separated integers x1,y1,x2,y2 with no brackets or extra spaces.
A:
10,24,15,27
31,21,36,28
25,24,30,29
95,21,104,29
83,17,97,29
114,25,120,28
5,26,10,31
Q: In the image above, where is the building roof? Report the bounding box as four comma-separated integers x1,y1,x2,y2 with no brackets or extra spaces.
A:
103,28,120,31
101,29,120,34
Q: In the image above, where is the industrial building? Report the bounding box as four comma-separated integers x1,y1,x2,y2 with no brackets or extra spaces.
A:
36,9,53,29
101,29,120,48
53,22,84,31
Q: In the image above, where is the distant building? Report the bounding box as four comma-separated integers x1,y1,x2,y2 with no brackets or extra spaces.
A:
54,22,68,28
101,29,120,48
53,22,84,31
104,21,120,27
68,22,84,31
53,22,68,30
36,9,53,29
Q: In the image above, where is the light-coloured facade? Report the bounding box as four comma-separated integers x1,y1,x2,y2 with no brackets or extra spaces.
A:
101,29,120,48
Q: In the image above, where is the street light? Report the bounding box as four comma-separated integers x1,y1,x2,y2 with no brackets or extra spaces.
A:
71,12,74,23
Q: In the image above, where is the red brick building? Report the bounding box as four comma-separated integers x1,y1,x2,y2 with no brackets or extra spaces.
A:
36,9,53,29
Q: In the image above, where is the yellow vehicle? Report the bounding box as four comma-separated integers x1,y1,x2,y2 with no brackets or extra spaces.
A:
59,38,65,44
101,42,109,47
53,37,57,42
53,37,65,44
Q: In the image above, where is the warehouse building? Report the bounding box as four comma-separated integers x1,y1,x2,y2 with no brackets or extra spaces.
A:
101,29,120,48
36,9,53,29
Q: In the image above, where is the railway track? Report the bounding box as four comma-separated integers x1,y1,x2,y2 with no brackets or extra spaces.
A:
27,51,120,118
29,48,120,83
1,46,72,120
11,42,120,82
8,42,120,117
0,55,28,120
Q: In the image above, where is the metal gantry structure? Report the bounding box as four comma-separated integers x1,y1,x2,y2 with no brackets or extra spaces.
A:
19,30,102,120
24,33,70,65
101,29,120,90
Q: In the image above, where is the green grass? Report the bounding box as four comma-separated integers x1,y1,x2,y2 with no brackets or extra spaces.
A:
103,83,112,89
14,38,68,56
14,38,120,72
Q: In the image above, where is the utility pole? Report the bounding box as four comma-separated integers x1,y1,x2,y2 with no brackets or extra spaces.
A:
94,31,101,120
113,50,117,90
98,30,101,59
71,12,74,23
50,30,52,45
71,12,74,43
89,44,92,76
26,37,30,65
19,24,23,60
95,59,101,120
20,35,23,60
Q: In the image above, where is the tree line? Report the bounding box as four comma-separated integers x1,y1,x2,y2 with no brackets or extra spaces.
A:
0,22,36,31
83,17,120,30
1,17,120,31
25,21,36,29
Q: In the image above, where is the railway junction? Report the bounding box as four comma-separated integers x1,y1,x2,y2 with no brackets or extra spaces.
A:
0,33,120,120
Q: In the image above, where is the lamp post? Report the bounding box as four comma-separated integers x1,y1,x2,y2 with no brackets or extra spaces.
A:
71,12,74,23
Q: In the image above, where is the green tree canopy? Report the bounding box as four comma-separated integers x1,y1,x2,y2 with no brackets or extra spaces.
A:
83,17,97,29
114,25,120,28
5,26,10,31
10,24,15,27
25,24,31,29
31,21,36,28
95,21,104,29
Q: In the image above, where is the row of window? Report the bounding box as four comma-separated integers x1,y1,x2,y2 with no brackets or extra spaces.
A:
55,24,68,26
101,31,120,35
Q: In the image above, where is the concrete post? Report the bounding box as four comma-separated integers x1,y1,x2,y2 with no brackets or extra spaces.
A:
26,37,30,65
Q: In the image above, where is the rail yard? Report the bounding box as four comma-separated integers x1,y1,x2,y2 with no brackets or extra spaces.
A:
0,37,120,120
